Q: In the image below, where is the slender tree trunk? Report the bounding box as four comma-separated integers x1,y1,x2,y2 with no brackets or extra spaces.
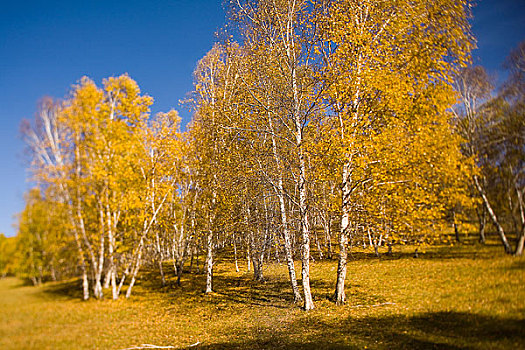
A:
203,181,216,293
80,258,89,299
37,265,43,285
103,266,111,289
106,205,118,299
92,204,106,299
269,114,302,303
50,263,57,282
334,161,351,305
196,243,200,274
71,226,89,300
251,226,266,282
205,230,213,293
93,254,103,299
476,206,487,244
515,229,525,256
176,264,182,286
324,214,333,259
246,241,251,271
173,221,188,286
515,227,525,256
453,211,460,243
507,190,520,234
75,203,93,301
474,175,512,253
116,260,132,297
172,256,179,279
93,215,104,300
252,252,264,282
176,255,186,286
298,147,314,310
117,238,145,297
282,216,302,303
126,238,144,299
514,185,525,256
314,218,323,260
233,233,239,273
332,35,363,304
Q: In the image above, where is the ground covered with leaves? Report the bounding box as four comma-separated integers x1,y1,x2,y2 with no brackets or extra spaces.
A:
1,241,524,349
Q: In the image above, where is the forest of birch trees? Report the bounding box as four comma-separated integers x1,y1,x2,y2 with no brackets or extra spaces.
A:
2,0,524,310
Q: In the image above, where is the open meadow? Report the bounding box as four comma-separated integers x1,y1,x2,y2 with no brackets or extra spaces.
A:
1,240,524,350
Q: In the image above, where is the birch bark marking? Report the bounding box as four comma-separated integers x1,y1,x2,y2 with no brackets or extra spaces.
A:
126,236,144,299
94,202,105,300
203,57,218,294
205,186,217,294
283,0,314,311
66,194,89,300
514,184,525,256
107,203,118,299
473,175,512,253
233,233,240,272
476,206,487,244
333,7,365,301
205,228,214,293
334,161,351,304
298,143,314,310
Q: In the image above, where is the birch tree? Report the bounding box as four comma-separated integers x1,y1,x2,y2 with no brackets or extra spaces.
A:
319,0,474,304
21,97,91,300
229,0,327,310
190,43,242,293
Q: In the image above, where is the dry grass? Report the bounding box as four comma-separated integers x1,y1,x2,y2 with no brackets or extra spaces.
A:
1,240,524,349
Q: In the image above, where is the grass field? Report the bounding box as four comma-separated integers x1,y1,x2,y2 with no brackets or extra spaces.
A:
1,241,524,349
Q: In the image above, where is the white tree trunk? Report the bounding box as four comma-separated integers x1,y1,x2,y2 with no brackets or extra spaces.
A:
205,230,213,293
233,233,240,273
514,184,525,256
334,161,351,305
474,175,512,253
126,238,144,299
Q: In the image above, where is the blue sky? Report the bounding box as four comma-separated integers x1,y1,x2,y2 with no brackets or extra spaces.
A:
0,0,524,237
0,0,226,236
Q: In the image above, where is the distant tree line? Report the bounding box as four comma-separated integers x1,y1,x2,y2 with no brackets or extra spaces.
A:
1,0,523,310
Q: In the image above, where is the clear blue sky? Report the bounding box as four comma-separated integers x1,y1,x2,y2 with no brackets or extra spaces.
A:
0,0,524,237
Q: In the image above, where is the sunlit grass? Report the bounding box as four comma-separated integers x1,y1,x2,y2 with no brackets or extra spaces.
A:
1,240,523,349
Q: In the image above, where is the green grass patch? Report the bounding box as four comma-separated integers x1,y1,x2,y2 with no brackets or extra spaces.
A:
0,242,524,349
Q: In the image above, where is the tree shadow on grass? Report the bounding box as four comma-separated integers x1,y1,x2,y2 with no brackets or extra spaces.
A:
507,259,525,271
158,269,302,308
41,278,84,300
193,311,525,350
347,242,506,262
35,260,400,309
211,277,294,308
4,278,33,289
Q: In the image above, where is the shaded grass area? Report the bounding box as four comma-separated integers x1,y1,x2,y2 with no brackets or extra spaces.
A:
0,242,524,349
